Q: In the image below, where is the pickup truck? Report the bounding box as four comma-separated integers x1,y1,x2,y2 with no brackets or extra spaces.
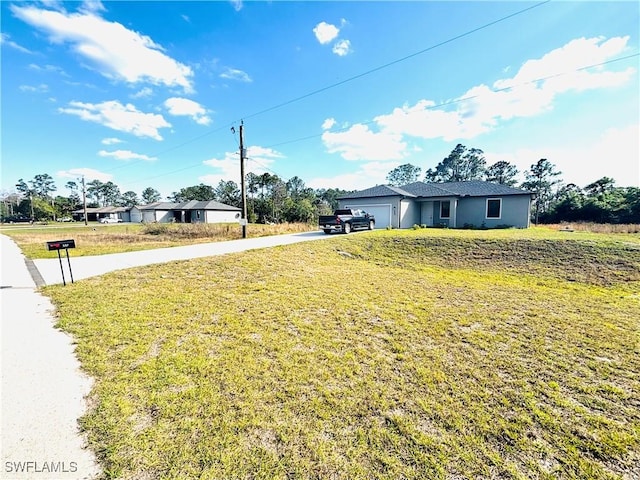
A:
319,209,375,234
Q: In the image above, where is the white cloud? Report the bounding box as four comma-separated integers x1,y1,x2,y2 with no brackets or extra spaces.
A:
98,149,157,161
372,36,635,143
322,118,336,130
486,123,640,188
230,0,243,12
0,33,33,54
19,84,49,93
313,22,339,45
28,63,68,76
220,67,252,83
375,100,469,141
332,39,351,57
79,1,106,14
56,167,112,182
201,146,283,185
131,87,153,99
308,161,395,191
322,123,407,161
101,137,122,145
164,97,211,125
11,4,194,92
59,100,171,140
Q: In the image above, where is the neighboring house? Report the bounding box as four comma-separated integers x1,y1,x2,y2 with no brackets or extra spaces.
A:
72,206,131,222
130,200,241,224
338,181,534,229
75,200,241,224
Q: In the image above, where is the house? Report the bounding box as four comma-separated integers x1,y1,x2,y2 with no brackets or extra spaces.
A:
129,200,241,224
74,200,241,224
72,206,131,222
338,181,534,229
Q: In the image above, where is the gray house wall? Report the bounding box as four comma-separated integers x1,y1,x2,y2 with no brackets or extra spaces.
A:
456,195,531,228
400,199,420,229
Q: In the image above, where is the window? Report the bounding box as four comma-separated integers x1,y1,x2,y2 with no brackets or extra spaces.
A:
486,198,501,219
440,200,450,219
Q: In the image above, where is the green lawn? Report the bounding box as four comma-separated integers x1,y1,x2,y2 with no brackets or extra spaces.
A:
44,228,640,479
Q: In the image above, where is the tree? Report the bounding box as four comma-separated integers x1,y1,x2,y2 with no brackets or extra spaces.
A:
29,173,56,198
101,181,121,206
15,179,30,195
485,161,519,186
214,180,241,207
141,187,161,204
120,191,140,207
86,180,104,206
168,184,216,202
386,163,422,186
425,144,486,182
286,176,307,199
521,158,562,225
584,177,616,197
65,181,81,206
315,188,349,212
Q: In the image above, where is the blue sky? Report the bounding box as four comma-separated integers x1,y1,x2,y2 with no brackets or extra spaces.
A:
2,0,638,200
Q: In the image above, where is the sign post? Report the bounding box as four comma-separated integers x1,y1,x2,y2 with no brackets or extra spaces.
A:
46,239,76,286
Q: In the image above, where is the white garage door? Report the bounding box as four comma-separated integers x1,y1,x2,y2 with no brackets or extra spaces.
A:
344,204,392,229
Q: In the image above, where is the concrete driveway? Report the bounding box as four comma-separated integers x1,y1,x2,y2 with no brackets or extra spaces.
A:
33,231,332,286
1,230,336,479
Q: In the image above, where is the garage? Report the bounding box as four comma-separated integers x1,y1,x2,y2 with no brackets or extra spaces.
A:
342,203,392,229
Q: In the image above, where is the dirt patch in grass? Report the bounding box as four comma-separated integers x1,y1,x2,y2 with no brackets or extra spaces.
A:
45,230,640,479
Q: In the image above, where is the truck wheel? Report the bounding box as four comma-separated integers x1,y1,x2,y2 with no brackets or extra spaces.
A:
368,220,375,230
343,222,351,234
323,229,331,234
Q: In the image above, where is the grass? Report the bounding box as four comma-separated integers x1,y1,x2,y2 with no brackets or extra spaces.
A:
1,222,315,259
43,228,640,479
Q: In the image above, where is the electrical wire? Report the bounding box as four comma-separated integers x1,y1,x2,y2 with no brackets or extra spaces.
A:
107,0,552,180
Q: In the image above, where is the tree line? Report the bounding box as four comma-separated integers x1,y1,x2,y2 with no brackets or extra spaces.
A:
2,144,638,224
385,144,639,225
1,173,347,223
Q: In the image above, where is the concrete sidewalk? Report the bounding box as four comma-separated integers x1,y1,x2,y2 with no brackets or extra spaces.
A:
1,235,100,479
33,231,331,286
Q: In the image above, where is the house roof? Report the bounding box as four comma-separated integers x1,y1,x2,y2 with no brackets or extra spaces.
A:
137,200,240,211
340,181,532,200
73,206,131,214
339,184,416,200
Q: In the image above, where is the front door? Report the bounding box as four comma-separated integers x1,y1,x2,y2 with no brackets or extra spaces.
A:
421,201,434,226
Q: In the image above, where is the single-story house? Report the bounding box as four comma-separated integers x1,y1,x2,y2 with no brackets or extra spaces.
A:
338,180,534,229
74,200,241,224
129,200,241,224
72,206,131,222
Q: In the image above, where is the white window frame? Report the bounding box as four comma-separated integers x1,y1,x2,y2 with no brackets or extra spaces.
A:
486,198,502,219
440,200,450,219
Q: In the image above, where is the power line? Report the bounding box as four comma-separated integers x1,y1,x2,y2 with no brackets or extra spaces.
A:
241,0,552,122
118,52,639,189
102,1,551,178
263,53,640,150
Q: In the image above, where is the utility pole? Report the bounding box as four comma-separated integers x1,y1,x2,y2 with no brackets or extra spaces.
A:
81,176,88,226
29,192,35,222
239,122,248,239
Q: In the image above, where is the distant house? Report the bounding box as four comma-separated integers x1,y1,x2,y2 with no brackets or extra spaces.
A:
75,200,241,224
72,206,131,222
129,200,241,224
338,181,534,229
